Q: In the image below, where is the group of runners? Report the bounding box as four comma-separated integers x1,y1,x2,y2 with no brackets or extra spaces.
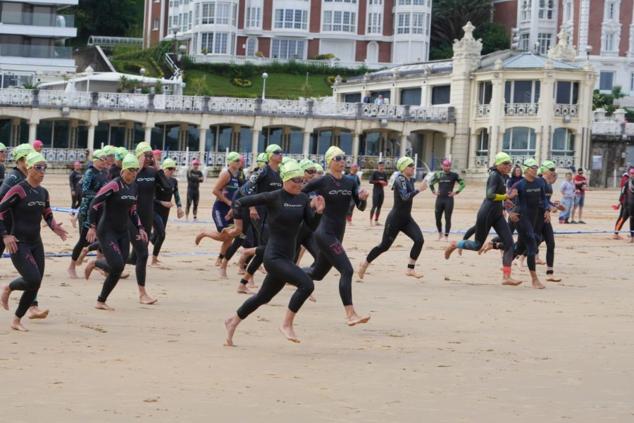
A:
0,140,632,341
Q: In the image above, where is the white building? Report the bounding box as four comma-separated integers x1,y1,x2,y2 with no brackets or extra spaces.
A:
0,0,77,88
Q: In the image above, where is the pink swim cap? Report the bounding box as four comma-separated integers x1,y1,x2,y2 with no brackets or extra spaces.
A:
442,159,452,167
74,161,81,166
33,140,43,148
192,159,201,165
152,149,161,155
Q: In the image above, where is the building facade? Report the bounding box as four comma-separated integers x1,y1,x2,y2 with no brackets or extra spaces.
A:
0,0,77,87
143,0,432,67
493,0,634,99
334,22,596,175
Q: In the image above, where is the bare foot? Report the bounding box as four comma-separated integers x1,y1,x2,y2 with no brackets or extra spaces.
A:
246,280,258,290
120,272,130,279
437,233,443,241
218,265,228,279
532,279,545,289
139,294,158,305
612,233,623,240
279,326,300,343
546,275,562,282
308,294,317,302
502,277,523,286
70,214,77,228
215,257,222,267
11,319,28,332
27,307,49,319
405,269,423,279
535,258,546,265
346,313,371,326
1,285,10,310
444,242,458,260
95,302,115,311
224,317,238,346
195,232,207,246
357,261,369,280
68,266,79,279
150,257,161,267
478,242,495,255
236,284,254,295
77,247,89,264
84,261,96,280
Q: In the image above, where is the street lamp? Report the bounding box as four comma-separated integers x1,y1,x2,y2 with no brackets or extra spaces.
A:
261,72,268,100
171,25,179,56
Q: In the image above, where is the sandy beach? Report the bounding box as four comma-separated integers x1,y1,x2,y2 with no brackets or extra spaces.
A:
1,172,633,422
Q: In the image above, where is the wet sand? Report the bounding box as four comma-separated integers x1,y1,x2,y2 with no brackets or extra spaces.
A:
1,173,633,422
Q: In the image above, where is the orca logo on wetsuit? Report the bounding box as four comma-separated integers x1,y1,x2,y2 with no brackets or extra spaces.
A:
27,201,46,207
270,182,282,189
328,189,352,196
137,177,155,182
121,195,137,200
283,202,303,208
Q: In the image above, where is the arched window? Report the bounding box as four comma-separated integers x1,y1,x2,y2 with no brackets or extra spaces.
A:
502,127,536,156
476,128,489,156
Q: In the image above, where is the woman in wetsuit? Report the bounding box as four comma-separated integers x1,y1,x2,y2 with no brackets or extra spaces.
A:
369,161,388,226
429,159,465,241
358,156,426,280
86,154,148,310
444,152,522,286
151,158,184,266
0,152,68,331
224,160,324,346
302,146,370,326
186,159,204,220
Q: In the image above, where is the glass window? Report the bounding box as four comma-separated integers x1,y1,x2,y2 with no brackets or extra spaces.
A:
538,0,554,19
502,127,536,155
200,32,233,54
288,130,303,154
400,88,421,105
339,132,352,154
238,127,252,153
478,81,492,104
476,129,489,156
367,12,382,34
271,39,305,59
274,9,307,30
555,81,579,104
537,33,551,55
246,6,261,28
552,128,575,155
412,13,424,34
519,33,530,51
599,71,615,91
397,13,410,34
431,85,450,105
344,93,361,102
505,80,540,103
246,37,257,56
362,132,380,155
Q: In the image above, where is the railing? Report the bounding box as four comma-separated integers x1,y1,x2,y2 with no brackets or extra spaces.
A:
474,155,489,167
551,153,575,168
87,36,143,48
554,103,578,117
190,54,385,70
41,148,88,164
0,43,72,59
0,88,456,124
476,104,491,117
0,12,75,28
504,103,539,116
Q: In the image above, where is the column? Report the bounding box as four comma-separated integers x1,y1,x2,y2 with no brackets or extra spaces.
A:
352,132,361,164
399,133,407,157
28,121,38,143
444,135,452,160
125,122,134,147
251,127,260,164
69,120,79,148
302,130,311,158
468,132,478,168
534,130,542,163
198,126,207,161
488,126,500,165
144,125,153,143
87,124,96,152
574,128,583,168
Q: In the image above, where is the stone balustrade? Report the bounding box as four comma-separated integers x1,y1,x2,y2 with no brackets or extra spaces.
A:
0,88,455,123
504,103,539,116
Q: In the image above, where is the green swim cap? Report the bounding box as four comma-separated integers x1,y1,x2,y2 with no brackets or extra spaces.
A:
281,156,292,166
522,158,539,170
540,160,556,174
102,145,116,156
314,163,324,173
12,143,34,161
162,158,177,169
115,147,128,161
226,151,240,163
256,152,268,163
26,151,46,168
396,156,414,172
135,141,152,157
324,146,345,166
265,144,282,160
281,159,303,182
92,149,105,160
122,153,140,170
0,142,6,151
495,152,512,166
299,159,316,172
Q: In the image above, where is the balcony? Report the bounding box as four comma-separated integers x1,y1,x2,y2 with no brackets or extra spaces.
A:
0,12,76,38
476,104,491,117
0,89,456,124
553,103,578,118
504,103,539,116
0,43,73,60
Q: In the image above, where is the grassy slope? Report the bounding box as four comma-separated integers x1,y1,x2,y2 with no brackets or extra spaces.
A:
184,70,334,99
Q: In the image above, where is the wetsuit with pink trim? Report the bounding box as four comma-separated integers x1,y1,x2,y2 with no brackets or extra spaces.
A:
0,181,58,318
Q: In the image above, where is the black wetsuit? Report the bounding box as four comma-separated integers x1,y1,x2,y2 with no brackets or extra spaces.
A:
0,167,27,258
186,169,203,218
109,164,121,181
69,169,82,210
0,181,57,318
366,174,424,264
71,165,108,261
233,189,320,320
512,177,547,272
89,178,144,303
152,171,182,257
128,166,171,287
369,171,387,221
457,168,514,269
0,162,5,185
302,173,366,306
430,170,465,237
538,177,556,273
625,179,634,237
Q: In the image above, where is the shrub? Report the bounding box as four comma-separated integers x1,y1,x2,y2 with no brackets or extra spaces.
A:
326,75,337,86
232,78,253,88
314,53,336,60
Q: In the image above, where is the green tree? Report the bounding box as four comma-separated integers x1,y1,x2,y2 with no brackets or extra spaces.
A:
593,86,624,115
474,23,510,55
72,0,144,43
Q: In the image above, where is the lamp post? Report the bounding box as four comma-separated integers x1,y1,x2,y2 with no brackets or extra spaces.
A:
261,72,268,100
171,25,179,56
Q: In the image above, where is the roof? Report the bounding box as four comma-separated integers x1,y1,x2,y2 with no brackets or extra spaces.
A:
38,72,182,89
478,51,581,70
